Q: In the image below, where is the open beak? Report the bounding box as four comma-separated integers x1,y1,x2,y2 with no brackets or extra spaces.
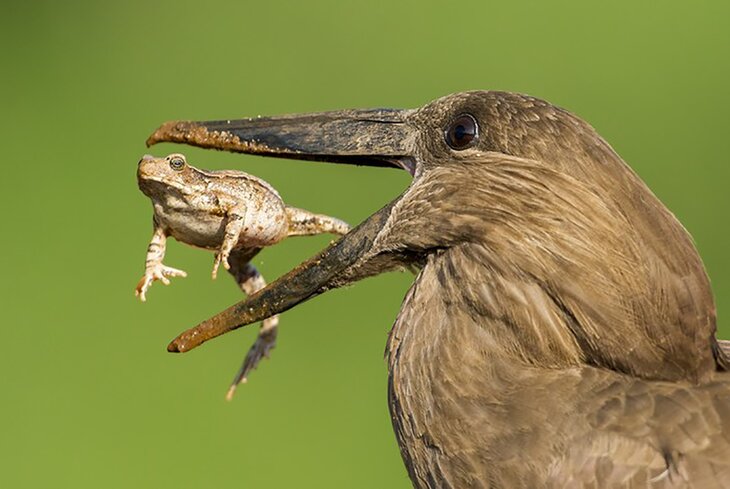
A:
146,108,418,352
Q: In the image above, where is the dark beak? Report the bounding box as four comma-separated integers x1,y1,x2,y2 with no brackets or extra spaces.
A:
146,109,417,352
147,108,418,175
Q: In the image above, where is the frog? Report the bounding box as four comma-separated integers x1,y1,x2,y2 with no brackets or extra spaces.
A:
135,153,350,399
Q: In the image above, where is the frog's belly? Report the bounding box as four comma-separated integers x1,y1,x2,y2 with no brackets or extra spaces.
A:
159,210,226,250
157,208,288,251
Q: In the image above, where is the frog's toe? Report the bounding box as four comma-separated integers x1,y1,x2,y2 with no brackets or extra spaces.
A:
134,286,145,302
212,254,229,279
161,265,187,278
135,277,152,302
157,266,186,285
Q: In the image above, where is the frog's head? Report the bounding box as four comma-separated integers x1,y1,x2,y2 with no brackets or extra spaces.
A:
137,153,203,198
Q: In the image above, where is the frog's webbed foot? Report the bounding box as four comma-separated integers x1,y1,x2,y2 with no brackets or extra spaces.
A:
135,263,187,302
225,316,278,401
225,249,280,400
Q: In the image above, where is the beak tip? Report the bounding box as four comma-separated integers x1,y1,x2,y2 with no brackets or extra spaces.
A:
145,119,252,154
145,120,197,148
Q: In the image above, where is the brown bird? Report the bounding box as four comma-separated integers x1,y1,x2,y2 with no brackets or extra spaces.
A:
147,91,730,488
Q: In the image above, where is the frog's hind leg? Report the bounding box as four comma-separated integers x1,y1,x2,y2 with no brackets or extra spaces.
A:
225,247,279,400
285,206,350,236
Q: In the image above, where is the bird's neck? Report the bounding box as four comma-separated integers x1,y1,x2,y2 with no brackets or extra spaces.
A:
386,247,586,390
386,249,580,487
395,159,718,382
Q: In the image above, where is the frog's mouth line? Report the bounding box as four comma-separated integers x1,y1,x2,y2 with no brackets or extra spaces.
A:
146,108,420,353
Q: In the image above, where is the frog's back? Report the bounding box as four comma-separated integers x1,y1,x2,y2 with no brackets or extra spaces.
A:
204,169,290,246
203,169,282,198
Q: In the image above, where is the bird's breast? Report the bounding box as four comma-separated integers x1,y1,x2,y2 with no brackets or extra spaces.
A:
386,252,571,488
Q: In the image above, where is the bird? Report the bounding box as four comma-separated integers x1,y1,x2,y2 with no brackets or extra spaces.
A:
146,91,730,488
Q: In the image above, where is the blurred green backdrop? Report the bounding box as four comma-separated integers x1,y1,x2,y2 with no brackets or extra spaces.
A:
1,1,728,487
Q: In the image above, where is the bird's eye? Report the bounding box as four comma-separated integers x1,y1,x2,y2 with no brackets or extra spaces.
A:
445,114,478,150
169,157,185,171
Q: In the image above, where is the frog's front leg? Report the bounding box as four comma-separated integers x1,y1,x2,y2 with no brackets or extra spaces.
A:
285,206,351,236
225,248,279,400
135,223,187,302
212,207,246,280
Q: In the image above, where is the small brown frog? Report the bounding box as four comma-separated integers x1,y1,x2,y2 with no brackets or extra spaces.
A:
135,153,350,399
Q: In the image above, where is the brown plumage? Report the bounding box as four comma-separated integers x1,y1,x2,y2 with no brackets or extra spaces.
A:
148,91,730,488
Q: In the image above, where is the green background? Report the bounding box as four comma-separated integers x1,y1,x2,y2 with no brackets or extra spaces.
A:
2,1,728,487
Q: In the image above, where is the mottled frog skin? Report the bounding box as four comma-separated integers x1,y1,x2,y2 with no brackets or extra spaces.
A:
136,153,349,398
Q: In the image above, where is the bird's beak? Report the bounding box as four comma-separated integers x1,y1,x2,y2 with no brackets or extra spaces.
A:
146,108,418,175
146,109,418,352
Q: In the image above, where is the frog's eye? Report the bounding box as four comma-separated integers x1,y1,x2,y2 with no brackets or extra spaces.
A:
169,157,185,171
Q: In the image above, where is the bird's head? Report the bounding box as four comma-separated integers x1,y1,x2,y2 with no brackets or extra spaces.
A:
148,91,716,379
